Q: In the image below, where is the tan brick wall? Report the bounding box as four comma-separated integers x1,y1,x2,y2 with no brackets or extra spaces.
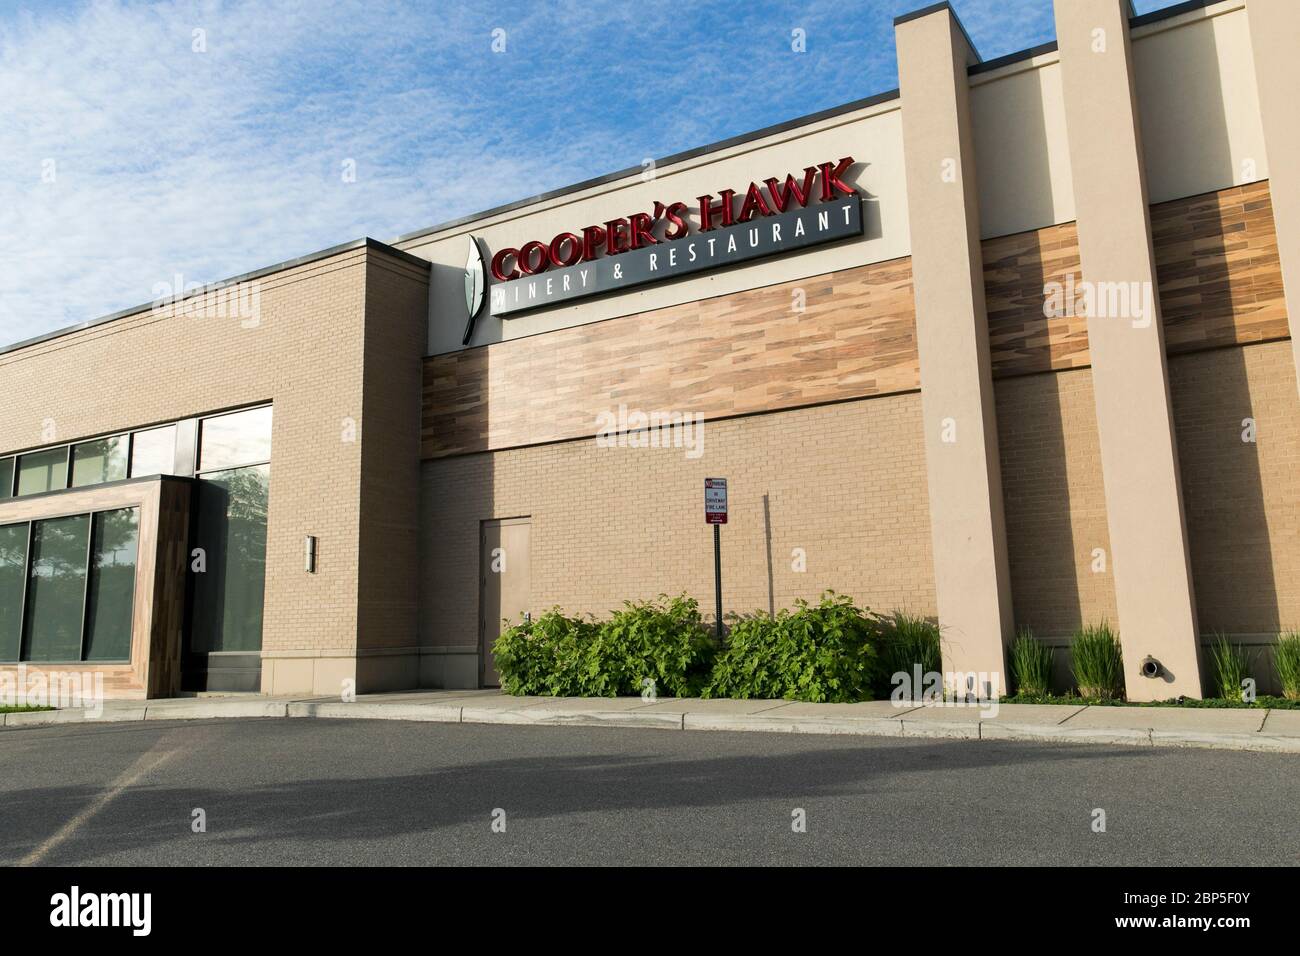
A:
995,367,1117,639
0,243,429,695
1170,339,1300,636
419,392,936,652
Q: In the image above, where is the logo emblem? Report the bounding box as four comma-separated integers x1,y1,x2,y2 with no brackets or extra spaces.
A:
462,235,486,345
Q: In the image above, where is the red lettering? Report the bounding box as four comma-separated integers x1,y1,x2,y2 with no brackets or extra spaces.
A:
518,240,549,275
697,190,736,231
549,232,582,267
764,168,818,212
490,247,519,281
605,218,630,254
818,156,856,201
663,201,689,240
628,213,658,249
581,225,606,261
736,181,772,222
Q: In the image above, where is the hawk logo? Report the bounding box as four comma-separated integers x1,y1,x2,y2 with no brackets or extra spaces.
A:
462,235,487,345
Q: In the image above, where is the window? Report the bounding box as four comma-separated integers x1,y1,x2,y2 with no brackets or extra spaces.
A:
0,507,142,664
189,465,269,653
0,522,27,661
71,435,128,488
16,447,68,496
83,509,139,661
21,514,91,662
198,406,272,472
129,425,178,478
0,458,13,499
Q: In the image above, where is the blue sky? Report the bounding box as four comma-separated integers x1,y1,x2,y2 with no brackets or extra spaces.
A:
1,0,1182,345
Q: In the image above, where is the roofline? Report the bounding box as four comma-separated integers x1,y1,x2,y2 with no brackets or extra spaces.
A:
390,87,903,245
893,3,982,64
0,237,428,358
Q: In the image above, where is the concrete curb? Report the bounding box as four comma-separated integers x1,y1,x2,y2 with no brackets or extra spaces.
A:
3,698,1298,753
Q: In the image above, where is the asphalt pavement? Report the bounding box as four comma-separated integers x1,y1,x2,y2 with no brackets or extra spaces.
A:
1,717,1295,866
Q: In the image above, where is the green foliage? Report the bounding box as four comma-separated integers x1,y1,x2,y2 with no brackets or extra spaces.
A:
1070,621,1125,700
1274,630,1300,701
1009,628,1054,697
875,610,941,696
1207,632,1252,702
703,591,882,703
492,595,714,698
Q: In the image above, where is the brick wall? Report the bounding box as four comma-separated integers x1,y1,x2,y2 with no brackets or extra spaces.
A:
995,367,1117,639
1170,339,1300,636
419,392,937,649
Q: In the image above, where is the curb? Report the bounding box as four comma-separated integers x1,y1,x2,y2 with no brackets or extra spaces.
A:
2,700,1298,753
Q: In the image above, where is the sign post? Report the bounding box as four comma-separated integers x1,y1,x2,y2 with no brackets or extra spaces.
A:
705,478,728,640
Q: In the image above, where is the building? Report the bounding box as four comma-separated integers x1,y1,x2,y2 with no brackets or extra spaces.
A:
2,0,1297,702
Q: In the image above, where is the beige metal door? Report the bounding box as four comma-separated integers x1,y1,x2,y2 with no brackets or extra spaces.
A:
479,517,531,687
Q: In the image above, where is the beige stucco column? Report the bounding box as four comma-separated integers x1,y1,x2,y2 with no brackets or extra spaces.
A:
1054,0,1203,700
896,4,1014,692
1245,0,1300,394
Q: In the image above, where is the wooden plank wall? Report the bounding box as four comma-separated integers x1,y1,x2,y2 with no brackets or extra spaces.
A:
422,182,1289,459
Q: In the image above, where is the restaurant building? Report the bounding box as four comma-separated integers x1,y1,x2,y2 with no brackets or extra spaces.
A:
1,0,1297,701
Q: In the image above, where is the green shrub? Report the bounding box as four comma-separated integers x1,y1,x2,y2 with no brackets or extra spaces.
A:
492,595,714,698
1207,632,1252,702
1275,630,1300,701
1071,622,1125,700
587,594,716,698
492,607,598,697
1009,629,1054,697
875,611,941,696
703,591,882,703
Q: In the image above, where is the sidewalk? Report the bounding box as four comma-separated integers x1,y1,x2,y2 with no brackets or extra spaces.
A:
4,690,1299,752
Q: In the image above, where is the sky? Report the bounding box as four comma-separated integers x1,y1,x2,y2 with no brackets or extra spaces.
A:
1,0,1183,346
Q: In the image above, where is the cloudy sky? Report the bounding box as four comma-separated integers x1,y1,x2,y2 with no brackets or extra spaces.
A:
1,0,1178,346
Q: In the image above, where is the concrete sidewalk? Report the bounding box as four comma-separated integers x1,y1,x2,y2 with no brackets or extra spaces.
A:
3,690,1299,752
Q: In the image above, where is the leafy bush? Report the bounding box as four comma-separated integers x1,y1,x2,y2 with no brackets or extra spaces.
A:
1207,632,1251,702
1275,630,1300,701
493,595,714,698
1071,622,1125,700
1009,629,1054,697
587,595,715,698
703,591,882,703
492,607,598,697
875,611,941,696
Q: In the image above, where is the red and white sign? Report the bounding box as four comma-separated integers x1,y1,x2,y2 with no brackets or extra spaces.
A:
705,478,728,525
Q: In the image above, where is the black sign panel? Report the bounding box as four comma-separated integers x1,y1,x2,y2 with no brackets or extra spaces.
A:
489,197,864,317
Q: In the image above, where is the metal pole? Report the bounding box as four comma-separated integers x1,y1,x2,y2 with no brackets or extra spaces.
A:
714,523,723,640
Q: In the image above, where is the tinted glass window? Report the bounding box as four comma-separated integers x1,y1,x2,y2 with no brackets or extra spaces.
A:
16,447,68,496
0,522,27,661
189,465,269,653
130,425,178,478
83,509,139,661
71,436,128,488
0,458,12,500
198,407,272,472
22,514,90,661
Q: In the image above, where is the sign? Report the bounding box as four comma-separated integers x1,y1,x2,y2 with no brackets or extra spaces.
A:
705,477,728,525
488,157,862,317
462,236,487,344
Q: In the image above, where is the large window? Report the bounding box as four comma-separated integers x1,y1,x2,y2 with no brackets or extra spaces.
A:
71,436,128,487
0,458,13,500
198,406,272,472
0,508,140,663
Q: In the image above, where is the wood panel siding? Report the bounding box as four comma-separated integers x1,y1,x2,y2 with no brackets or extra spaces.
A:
1153,181,1290,353
422,258,919,458
421,183,1289,458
